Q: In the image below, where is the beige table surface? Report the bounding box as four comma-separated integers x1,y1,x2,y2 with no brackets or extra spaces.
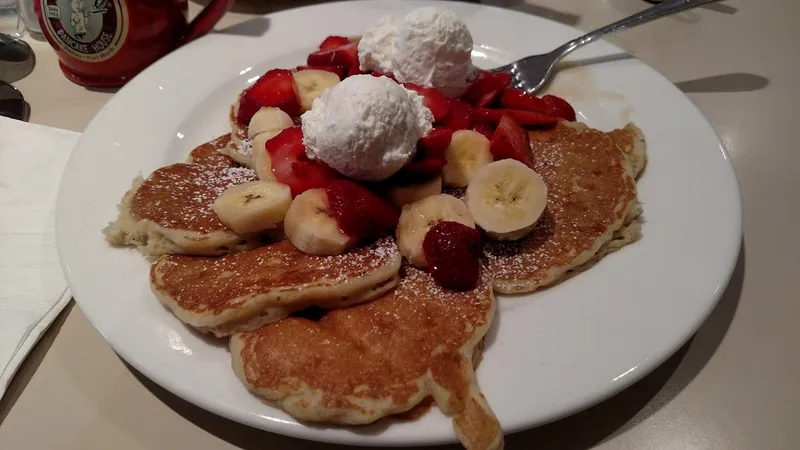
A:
2,0,798,449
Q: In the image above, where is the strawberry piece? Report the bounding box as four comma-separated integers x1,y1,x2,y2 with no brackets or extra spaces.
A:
490,114,533,168
422,221,482,291
405,157,447,175
307,43,360,76
265,127,339,196
392,157,446,185
511,110,557,126
237,69,301,125
391,127,453,183
541,94,577,121
462,72,512,107
472,108,502,123
403,83,451,123
295,65,346,79
471,121,495,140
473,108,558,127
418,127,454,159
318,35,350,51
500,88,549,113
443,98,473,130
326,179,400,239
370,71,398,81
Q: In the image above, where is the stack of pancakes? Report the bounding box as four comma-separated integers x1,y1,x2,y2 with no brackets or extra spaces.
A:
104,120,647,450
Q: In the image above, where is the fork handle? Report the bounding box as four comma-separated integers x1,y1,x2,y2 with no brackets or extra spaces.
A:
555,0,725,58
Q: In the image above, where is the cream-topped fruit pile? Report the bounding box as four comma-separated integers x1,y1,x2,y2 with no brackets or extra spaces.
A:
302,74,432,181
211,6,577,291
359,7,474,97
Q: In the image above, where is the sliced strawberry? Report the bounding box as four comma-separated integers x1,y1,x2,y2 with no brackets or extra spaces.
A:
326,179,400,239
418,127,454,159
541,94,576,121
295,65,346,79
403,83,451,123
393,158,446,184
500,88,549,113
490,114,533,168
265,127,339,196
237,69,301,126
391,127,453,183
471,121,495,140
473,108,558,127
472,108,503,123
318,35,350,51
462,72,512,107
370,71,398,82
443,98,473,130
423,221,482,291
307,43,360,76
390,138,448,185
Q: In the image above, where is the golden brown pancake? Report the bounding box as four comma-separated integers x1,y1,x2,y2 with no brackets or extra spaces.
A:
483,122,643,294
230,266,503,450
103,135,264,257
607,123,647,177
186,134,239,166
151,237,402,337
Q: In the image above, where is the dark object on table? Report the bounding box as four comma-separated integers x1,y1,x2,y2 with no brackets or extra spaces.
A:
31,0,233,87
0,33,35,83
0,80,29,121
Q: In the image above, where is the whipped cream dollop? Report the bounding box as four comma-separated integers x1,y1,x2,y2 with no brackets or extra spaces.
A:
358,7,474,97
358,15,401,75
301,75,433,181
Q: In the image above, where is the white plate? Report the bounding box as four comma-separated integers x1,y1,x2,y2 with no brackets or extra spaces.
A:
56,0,741,446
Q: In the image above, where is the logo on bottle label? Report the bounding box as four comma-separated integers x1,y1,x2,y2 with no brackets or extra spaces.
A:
40,0,128,62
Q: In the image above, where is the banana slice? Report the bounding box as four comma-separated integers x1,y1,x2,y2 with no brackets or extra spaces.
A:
395,194,475,268
292,69,340,113
284,188,356,256
247,106,294,139
251,132,276,181
247,107,294,181
465,159,548,241
443,130,493,188
212,181,293,234
387,176,442,207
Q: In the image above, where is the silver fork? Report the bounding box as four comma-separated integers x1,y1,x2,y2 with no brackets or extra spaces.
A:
492,0,726,93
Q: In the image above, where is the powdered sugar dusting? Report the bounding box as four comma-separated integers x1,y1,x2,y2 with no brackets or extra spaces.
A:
234,138,253,158
394,265,491,306
132,162,257,233
156,237,401,314
484,124,637,285
320,237,397,282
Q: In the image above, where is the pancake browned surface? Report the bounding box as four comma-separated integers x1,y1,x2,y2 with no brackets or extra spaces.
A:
231,266,502,450
151,237,402,337
484,122,643,294
186,134,240,166
104,135,264,257
607,123,647,177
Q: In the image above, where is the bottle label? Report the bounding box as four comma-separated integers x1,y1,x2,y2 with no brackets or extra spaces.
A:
40,0,128,62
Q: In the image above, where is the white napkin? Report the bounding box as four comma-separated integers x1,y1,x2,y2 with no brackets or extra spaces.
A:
0,116,78,401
